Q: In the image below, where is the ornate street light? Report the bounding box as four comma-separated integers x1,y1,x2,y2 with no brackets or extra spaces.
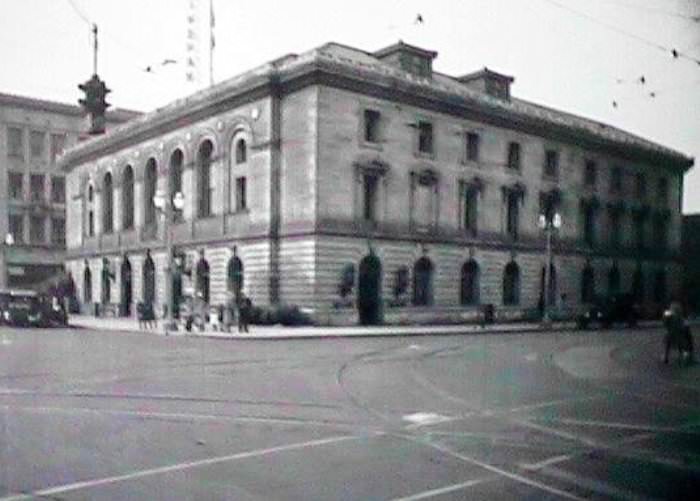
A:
153,189,185,332
538,212,561,327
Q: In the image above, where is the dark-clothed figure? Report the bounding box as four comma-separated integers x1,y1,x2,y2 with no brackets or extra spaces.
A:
237,294,252,333
663,302,695,365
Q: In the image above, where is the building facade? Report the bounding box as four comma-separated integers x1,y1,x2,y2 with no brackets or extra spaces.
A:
682,213,700,315
60,42,693,325
0,92,138,291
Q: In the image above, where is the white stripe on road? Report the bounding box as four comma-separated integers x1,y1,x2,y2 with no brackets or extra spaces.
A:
543,417,700,433
391,477,493,501
400,435,586,501
0,435,359,500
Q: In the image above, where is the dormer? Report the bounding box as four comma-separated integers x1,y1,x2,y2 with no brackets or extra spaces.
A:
458,67,514,100
374,41,437,78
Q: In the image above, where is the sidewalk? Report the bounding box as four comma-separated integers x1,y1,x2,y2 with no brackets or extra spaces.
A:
65,314,624,340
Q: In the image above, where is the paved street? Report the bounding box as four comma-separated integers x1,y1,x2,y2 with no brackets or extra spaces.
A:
0,325,698,500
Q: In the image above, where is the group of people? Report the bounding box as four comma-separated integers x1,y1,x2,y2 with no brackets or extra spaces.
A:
176,292,253,334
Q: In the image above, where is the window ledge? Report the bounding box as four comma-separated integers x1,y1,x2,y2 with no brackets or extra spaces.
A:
360,141,383,151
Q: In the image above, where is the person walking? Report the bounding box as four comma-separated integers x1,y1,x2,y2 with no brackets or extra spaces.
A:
663,301,695,365
237,293,251,333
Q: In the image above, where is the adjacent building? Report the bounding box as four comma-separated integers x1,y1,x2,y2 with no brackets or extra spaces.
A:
0,92,137,290
682,213,700,315
60,41,693,325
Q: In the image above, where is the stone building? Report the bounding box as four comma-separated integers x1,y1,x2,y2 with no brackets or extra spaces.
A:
60,41,693,325
682,213,700,315
0,92,137,290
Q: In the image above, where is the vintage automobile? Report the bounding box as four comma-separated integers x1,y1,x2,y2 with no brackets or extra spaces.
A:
0,290,67,327
576,294,641,330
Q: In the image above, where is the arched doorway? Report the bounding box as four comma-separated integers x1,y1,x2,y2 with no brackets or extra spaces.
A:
101,259,111,305
227,256,243,299
358,254,382,325
196,258,210,304
143,253,156,306
460,260,480,305
413,257,434,306
120,257,132,316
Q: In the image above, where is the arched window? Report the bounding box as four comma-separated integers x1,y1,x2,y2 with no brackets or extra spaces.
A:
235,138,247,164
227,256,243,296
83,265,92,303
196,258,210,304
412,257,433,306
122,165,134,229
608,265,620,295
169,150,184,221
460,260,479,305
633,267,644,302
101,259,111,304
102,172,113,233
143,253,156,305
144,159,157,225
653,269,667,305
581,265,595,303
87,184,95,237
197,140,213,218
503,261,520,305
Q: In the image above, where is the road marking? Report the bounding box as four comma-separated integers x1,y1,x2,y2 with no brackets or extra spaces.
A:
507,394,607,414
391,477,493,500
401,435,586,501
0,434,359,500
402,412,452,426
538,465,659,501
541,418,700,433
0,404,359,430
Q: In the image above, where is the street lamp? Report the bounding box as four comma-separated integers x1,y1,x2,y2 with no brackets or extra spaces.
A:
2,233,15,289
153,189,185,333
538,212,561,327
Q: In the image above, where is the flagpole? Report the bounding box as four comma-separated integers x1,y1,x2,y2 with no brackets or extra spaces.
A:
209,0,214,86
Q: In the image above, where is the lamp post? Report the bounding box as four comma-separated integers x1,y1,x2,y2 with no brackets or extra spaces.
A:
538,212,561,327
153,189,185,333
2,233,15,289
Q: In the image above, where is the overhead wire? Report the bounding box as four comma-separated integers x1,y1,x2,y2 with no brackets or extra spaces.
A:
589,0,700,23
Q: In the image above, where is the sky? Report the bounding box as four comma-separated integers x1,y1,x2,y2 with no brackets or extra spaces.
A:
1,0,699,212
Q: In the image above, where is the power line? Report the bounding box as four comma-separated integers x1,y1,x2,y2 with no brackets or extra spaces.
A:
64,0,91,26
539,0,700,66
591,0,700,23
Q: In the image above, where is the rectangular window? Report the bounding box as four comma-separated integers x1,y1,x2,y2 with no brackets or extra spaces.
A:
609,211,621,249
544,150,559,178
51,218,66,246
636,173,647,198
657,178,668,205
583,206,596,246
235,176,247,212
584,160,597,187
9,172,23,199
506,193,519,240
50,133,66,163
50,176,65,203
463,187,478,236
507,142,520,170
417,121,433,155
30,174,44,202
611,166,623,192
9,215,23,244
30,215,45,244
363,174,378,222
363,109,381,144
466,132,480,162
7,127,23,159
30,130,45,160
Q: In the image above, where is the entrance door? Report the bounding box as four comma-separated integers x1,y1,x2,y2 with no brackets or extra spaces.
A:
358,254,382,325
120,258,132,316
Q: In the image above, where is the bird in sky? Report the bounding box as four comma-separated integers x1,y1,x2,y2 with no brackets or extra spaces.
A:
162,59,177,66
649,92,656,98
612,101,618,108
639,75,646,84
143,66,153,73
672,49,679,58
415,13,424,24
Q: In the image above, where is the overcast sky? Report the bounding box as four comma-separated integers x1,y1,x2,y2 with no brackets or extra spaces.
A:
2,0,698,212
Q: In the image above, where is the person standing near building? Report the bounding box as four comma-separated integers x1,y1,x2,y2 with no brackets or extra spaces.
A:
237,293,251,333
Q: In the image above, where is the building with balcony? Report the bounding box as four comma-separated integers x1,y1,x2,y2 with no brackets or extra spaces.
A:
60,41,693,324
1,92,138,290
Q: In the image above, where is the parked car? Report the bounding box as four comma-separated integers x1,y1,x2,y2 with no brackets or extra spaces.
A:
0,290,67,327
576,294,640,329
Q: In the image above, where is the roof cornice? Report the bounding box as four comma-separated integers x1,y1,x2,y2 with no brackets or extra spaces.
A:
58,45,694,172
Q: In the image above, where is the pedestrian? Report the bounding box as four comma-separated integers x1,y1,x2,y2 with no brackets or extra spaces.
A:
136,301,146,330
223,293,235,333
663,301,695,365
238,293,252,333
209,305,221,332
